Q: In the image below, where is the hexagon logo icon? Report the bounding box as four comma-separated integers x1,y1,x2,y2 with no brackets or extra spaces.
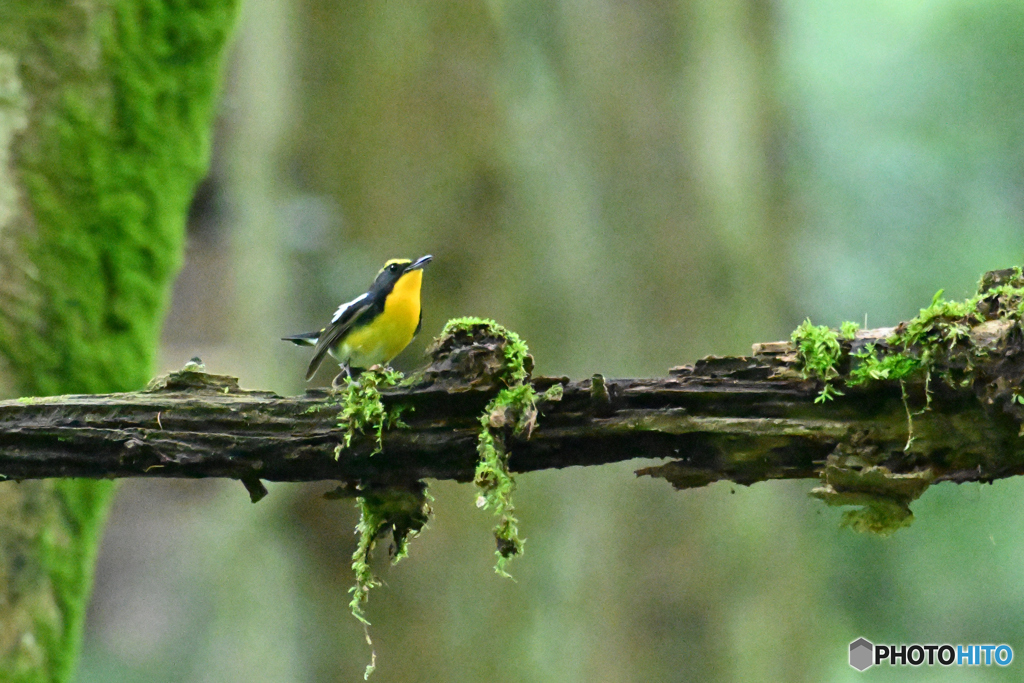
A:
849,638,874,671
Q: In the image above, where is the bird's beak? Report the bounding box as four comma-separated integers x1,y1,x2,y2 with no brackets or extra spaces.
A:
408,254,433,271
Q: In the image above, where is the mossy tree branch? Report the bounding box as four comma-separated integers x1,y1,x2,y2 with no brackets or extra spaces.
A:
3,274,1024,506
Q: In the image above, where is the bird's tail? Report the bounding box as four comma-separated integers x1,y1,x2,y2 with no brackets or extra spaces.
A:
281,331,320,347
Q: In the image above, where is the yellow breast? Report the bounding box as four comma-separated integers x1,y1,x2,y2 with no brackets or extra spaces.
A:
339,269,423,368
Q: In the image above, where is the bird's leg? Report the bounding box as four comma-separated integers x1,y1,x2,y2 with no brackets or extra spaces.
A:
331,362,354,390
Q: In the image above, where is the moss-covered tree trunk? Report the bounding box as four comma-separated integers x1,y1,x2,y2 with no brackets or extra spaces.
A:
0,2,238,680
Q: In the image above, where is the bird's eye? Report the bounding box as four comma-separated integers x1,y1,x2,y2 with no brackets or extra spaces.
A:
389,264,399,272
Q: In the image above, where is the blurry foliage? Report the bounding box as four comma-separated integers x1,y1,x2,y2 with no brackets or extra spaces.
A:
79,0,1024,682
786,0,1024,326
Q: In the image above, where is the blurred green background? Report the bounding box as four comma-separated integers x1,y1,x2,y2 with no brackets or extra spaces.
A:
78,0,1024,681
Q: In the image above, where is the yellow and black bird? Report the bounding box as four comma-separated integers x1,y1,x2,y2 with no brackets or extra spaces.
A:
282,255,432,386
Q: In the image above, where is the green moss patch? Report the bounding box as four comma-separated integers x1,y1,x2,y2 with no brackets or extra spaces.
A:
347,484,431,679
446,319,533,575
333,367,409,457
475,385,533,577
436,317,531,379
791,319,844,402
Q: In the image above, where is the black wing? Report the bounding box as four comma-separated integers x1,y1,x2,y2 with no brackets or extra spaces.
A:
305,295,374,380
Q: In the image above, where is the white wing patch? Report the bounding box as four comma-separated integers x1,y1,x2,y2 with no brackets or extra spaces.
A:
331,293,369,324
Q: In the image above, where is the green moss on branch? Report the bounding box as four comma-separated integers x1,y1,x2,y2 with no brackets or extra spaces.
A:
790,267,1024,536
332,367,408,457
791,319,844,402
433,317,541,576
348,485,431,679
